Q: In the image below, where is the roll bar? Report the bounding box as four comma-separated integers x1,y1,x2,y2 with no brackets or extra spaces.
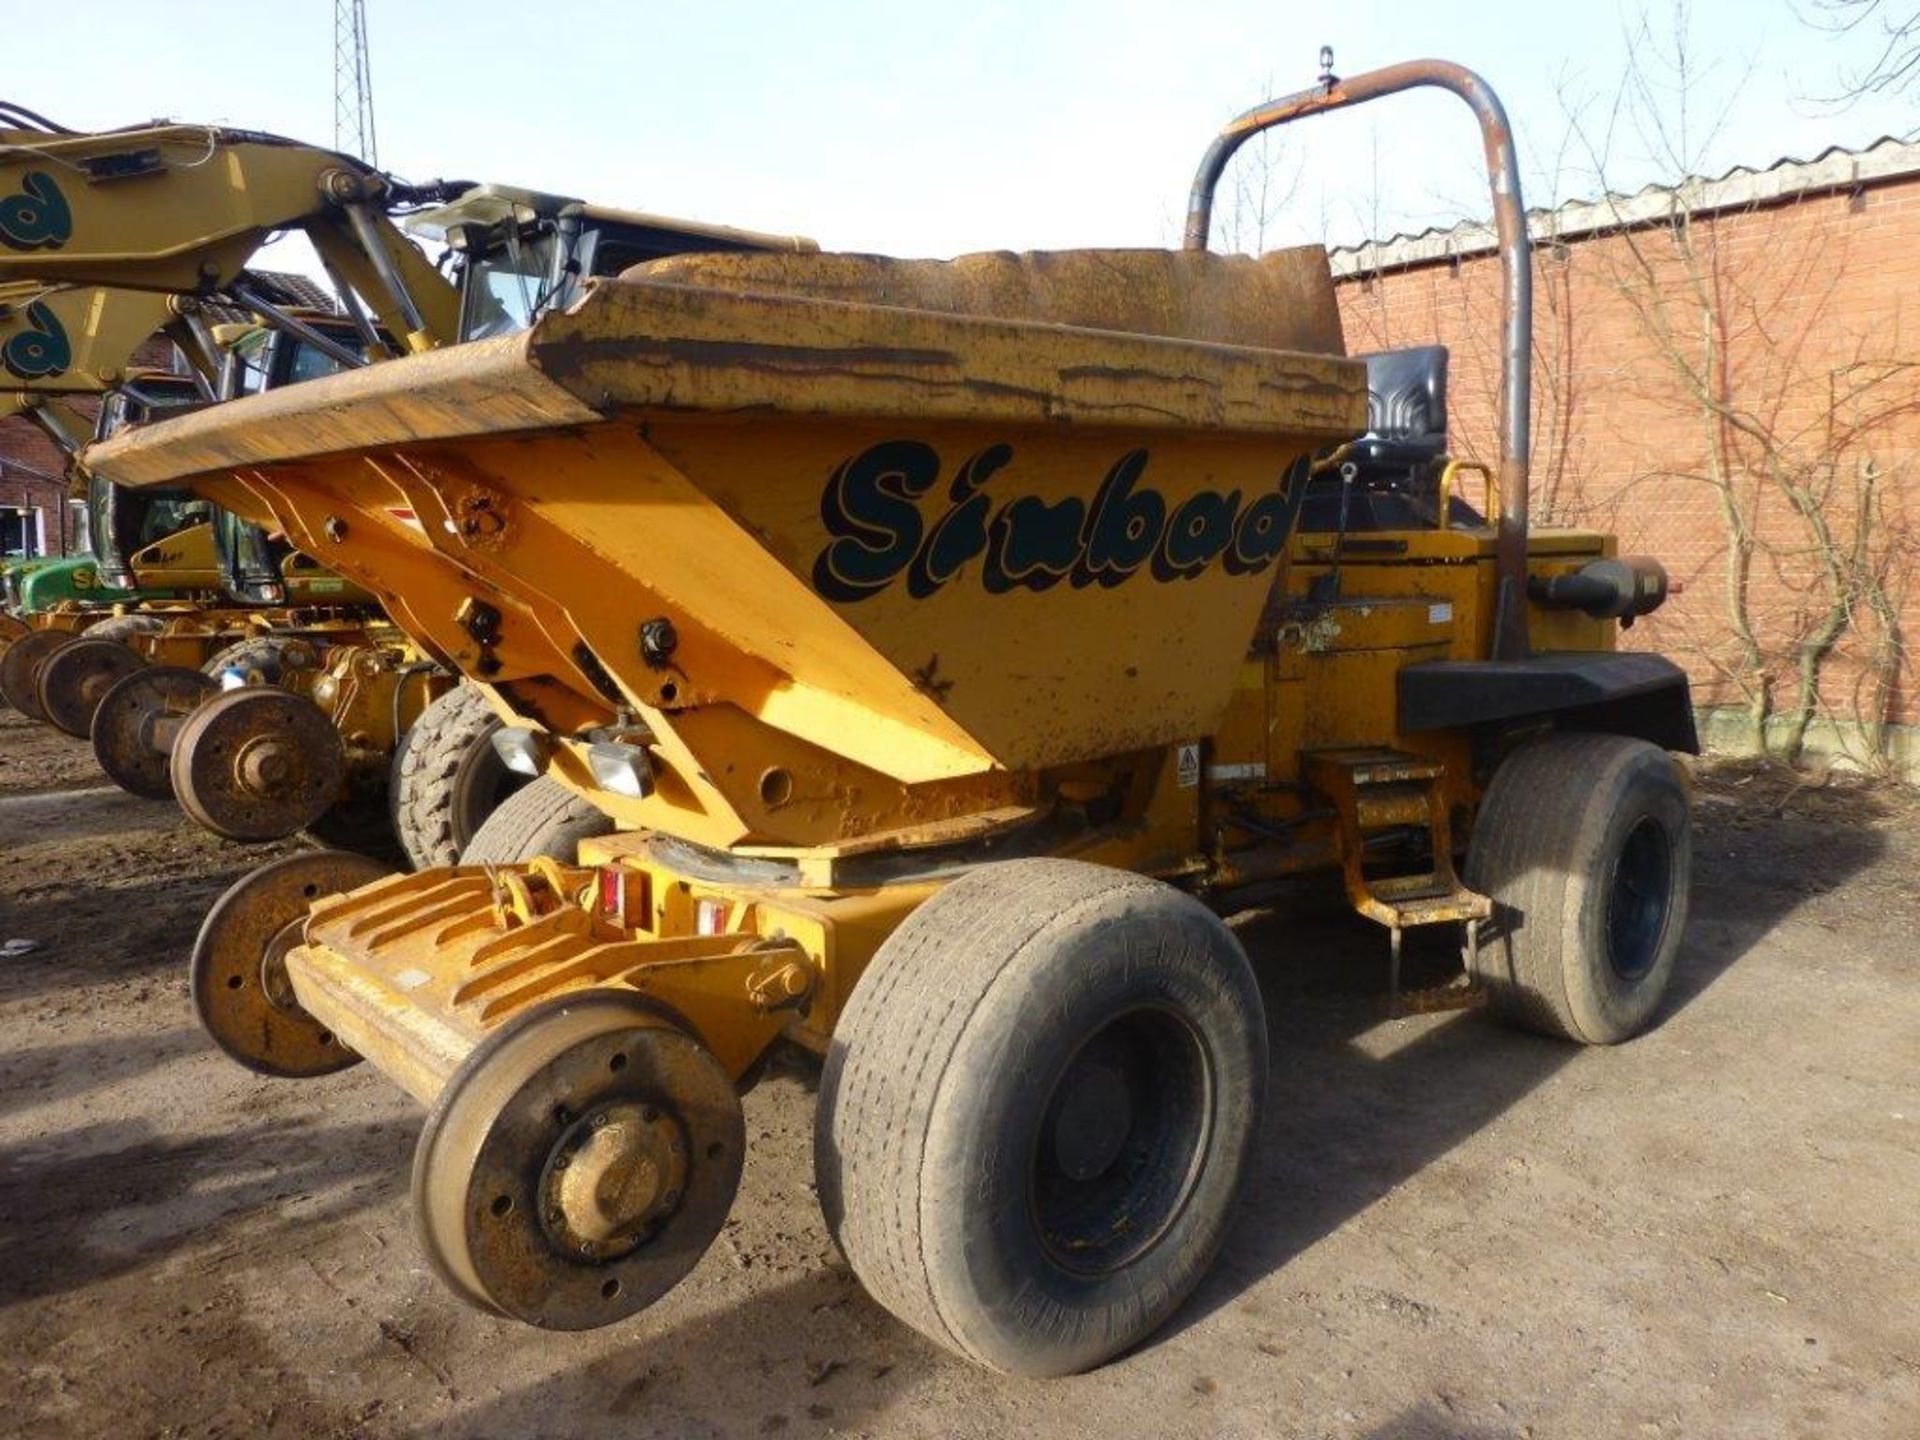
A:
1184,53,1533,661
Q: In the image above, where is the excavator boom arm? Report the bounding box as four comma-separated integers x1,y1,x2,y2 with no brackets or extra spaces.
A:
0,122,459,347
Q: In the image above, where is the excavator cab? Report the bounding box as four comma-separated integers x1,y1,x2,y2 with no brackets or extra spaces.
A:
405,185,818,340
88,372,218,591
220,320,352,395
205,318,363,604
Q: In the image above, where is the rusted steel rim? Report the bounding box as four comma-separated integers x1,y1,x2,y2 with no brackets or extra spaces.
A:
1184,57,1533,660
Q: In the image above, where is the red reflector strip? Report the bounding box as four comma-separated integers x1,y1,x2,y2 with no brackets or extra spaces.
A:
596,866,650,930
695,898,730,937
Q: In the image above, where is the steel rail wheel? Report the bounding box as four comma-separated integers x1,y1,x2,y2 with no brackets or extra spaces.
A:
411,993,744,1329
90,666,218,798
0,628,78,722
170,687,347,841
36,636,145,738
190,850,395,1076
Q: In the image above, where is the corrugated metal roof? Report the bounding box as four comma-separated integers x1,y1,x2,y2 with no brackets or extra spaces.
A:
1329,134,1920,277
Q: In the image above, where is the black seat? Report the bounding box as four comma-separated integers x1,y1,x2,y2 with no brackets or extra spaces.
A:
1298,345,1485,533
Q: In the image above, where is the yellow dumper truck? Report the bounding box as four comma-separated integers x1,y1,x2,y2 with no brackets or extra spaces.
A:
87,60,1693,1375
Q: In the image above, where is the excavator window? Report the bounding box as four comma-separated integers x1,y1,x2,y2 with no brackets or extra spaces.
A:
436,190,808,341
206,316,365,600
221,325,352,398
225,329,274,397
461,228,557,340
86,471,210,580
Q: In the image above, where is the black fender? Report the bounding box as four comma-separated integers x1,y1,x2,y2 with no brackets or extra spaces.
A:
1398,652,1698,753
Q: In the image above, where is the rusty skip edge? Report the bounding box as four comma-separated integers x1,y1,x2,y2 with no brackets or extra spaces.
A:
81,278,1366,490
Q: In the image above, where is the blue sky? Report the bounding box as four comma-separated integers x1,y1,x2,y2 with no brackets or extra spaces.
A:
12,0,1917,268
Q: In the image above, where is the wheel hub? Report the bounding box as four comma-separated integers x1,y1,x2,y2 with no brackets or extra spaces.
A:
414,1000,746,1330
1031,1006,1212,1278
80,672,112,704
92,666,219,799
540,1100,688,1260
1050,1057,1133,1182
238,735,295,795
34,637,147,739
257,919,306,1012
1606,815,1673,981
170,686,347,840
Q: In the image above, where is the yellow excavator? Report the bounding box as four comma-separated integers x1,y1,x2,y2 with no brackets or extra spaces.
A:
2,102,814,860
0,278,212,627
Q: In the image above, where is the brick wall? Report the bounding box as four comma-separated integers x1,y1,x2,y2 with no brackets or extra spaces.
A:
1334,171,1920,746
0,415,76,554
0,333,175,556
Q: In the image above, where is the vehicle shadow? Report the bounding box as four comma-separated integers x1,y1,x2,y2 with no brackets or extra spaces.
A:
409,1266,939,1440
1663,769,1893,1013
1359,1404,1517,1439
0,857,273,1005
1163,781,1889,1337
0,1023,205,1121
0,785,178,850
0,1112,413,1307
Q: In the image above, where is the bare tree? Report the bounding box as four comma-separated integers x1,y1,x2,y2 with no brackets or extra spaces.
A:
1564,4,1918,768
1804,0,1920,101
1211,78,1307,257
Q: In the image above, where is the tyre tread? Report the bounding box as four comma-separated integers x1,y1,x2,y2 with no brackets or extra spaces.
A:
1466,732,1674,1042
459,773,613,865
392,684,499,869
818,859,1175,1368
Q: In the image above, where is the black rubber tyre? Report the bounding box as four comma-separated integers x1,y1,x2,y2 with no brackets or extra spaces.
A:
1465,732,1691,1045
391,684,529,870
199,634,319,685
815,857,1267,1377
459,775,614,865
81,614,166,645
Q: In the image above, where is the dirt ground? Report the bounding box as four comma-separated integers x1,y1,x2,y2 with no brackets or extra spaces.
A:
1,708,1915,1440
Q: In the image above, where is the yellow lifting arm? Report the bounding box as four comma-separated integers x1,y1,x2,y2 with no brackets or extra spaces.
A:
0,121,460,351
0,279,197,398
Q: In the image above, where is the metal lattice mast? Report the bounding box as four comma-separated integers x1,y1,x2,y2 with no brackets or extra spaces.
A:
332,0,377,166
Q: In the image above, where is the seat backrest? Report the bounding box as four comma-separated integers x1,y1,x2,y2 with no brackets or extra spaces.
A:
626,246,1347,355
1297,345,1478,534
1357,345,1448,444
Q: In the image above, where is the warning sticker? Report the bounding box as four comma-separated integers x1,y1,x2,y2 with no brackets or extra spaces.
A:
1176,743,1201,788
